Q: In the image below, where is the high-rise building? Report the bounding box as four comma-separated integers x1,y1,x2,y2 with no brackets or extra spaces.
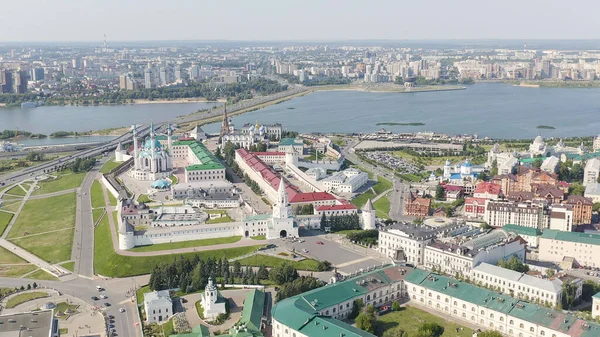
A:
72,57,82,69
144,69,153,89
119,74,137,90
119,75,127,89
174,66,182,82
30,67,44,81
13,70,28,94
542,60,552,79
159,67,167,86
0,69,13,94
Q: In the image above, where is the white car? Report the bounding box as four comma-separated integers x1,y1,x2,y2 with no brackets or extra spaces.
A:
100,295,107,299
119,308,125,313
302,249,309,253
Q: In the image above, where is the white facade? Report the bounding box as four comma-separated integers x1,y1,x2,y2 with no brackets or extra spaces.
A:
540,156,560,173
378,223,436,264
583,158,600,186
538,230,600,268
593,294,600,321
321,168,368,194
129,124,173,181
548,206,574,232
201,278,227,320
144,290,173,323
584,183,600,203
361,199,376,230
485,201,548,229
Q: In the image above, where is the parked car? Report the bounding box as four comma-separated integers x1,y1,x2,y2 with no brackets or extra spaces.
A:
100,295,108,299
119,308,125,313
316,241,324,245
104,302,111,307
91,296,99,301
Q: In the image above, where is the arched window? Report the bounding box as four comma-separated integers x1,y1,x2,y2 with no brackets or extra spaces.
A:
462,304,466,309
519,323,524,328
481,310,485,315
540,331,545,336
367,295,370,301
436,295,440,300
530,327,534,332
454,301,457,306
500,317,504,322
490,314,494,319
509,320,514,325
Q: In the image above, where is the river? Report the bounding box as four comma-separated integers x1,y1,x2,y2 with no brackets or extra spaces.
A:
1,102,220,134
202,83,600,139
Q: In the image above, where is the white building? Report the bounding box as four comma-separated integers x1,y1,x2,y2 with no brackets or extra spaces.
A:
171,181,240,209
485,200,548,229
539,230,600,268
529,136,548,156
594,135,600,152
187,125,206,141
378,223,438,264
144,290,173,323
201,278,227,320
321,168,368,194
548,205,574,232
129,124,173,181
305,167,327,180
472,263,579,307
423,230,527,277
583,158,600,186
406,269,599,337
502,224,541,248
171,140,226,184
361,199,376,230
540,156,560,173
487,143,519,174
584,183,600,203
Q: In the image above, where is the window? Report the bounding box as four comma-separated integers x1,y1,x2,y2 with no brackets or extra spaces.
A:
500,317,504,322
437,295,440,300
519,323,524,328
510,320,514,325
462,304,466,309
540,331,545,336
530,327,534,332
481,310,485,315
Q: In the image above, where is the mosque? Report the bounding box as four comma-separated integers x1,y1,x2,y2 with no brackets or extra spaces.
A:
128,124,173,181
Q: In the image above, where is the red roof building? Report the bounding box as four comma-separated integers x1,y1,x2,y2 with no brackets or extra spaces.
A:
473,182,502,200
315,204,358,216
465,197,486,218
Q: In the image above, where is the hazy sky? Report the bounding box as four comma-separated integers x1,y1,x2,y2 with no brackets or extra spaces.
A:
1,0,599,42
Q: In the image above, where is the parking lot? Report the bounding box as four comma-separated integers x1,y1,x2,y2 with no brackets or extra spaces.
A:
272,229,384,274
362,151,419,173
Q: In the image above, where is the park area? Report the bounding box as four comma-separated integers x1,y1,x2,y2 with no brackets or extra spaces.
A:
8,193,76,264
33,171,85,195
375,306,472,337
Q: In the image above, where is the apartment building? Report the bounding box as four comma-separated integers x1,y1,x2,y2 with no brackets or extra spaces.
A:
539,230,600,268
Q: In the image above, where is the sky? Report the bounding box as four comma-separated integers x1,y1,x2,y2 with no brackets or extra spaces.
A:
1,0,599,42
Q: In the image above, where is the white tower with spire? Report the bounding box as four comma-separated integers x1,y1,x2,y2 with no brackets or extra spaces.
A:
443,159,451,180
150,123,157,173
201,277,226,319
167,124,173,153
133,124,139,170
272,178,290,219
361,199,376,230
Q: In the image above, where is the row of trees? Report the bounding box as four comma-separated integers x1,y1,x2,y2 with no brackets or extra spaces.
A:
275,276,324,302
346,229,378,246
295,204,314,215
320,213,361,231
70,157,96,173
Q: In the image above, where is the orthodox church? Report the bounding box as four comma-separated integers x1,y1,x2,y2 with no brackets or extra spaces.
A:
443,158,479,183
219,106,271,149
129,123,173,181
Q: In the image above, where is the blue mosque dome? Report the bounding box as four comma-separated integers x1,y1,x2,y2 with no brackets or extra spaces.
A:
143,138,162,150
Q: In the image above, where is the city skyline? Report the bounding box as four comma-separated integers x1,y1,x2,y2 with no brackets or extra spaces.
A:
1,0,600,42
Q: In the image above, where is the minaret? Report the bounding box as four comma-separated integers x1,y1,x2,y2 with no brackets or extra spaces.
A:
150,122,156,173
132,124,139,170
167,123,173,153
272,178,290,219
220,105,230,138
361,199,376,230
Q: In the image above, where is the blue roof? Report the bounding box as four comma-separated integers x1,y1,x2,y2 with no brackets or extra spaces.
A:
462,161,473,167
450,173,462,179
151,179,171,189
144,138,162,150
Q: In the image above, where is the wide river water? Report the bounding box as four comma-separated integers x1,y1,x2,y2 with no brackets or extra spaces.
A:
3,84,600,142
202,83,600,139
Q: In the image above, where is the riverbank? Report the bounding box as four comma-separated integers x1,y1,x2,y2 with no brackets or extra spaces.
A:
132,98,225,104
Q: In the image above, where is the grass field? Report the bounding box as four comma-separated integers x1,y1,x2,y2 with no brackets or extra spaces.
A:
100,159,121,174
250,235,266,240
129,236,242,252
205,215,234,224
0,211,14,236
352,165,374,179
350,191,376,209
8,193,76,238
60,261,75,272
33,172,85,195
0,246,27,264
373,176,393,195
26,269,59,281
195,300,205,319
94,215,264,277
11,228,74,264
0,265,37,278
90,180,105,209
108,192,117,206
333,229,364,236
236,254,321,271
376,306,472,337
373,196,391,218
5,186,26,197
6,291,49,308
92,208,104,225
169,174,178,185
0,200,22,213
137,194,152,203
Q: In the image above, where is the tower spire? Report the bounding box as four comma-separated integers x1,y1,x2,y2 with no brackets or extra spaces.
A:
220,105,229,138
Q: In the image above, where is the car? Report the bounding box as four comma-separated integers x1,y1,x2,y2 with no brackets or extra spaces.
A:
108,315,115,319
302,249,309,253
316,241,324,245
104,302,111,307
100,295,108,299
108,324,115,328
299,239,305,243
119,308,125,313
96,286,103,291
91,296,99,301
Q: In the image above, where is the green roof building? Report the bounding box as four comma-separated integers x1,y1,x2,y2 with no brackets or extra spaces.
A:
405,268,600,337
171,140,226,183
169,324,210,337
219,290,266,337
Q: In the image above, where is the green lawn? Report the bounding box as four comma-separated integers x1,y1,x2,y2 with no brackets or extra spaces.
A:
90,180,105,209
0,200,22,213
250,235,266,240
162,319,174,337
396,172,429,182
6,291,49,308
373,196,391,216
373,176,393,195
100,159,121,174
0,265,37,278
195,301,205,319
0,245,27,264
92,208,105,225
94,216,264,277
5,186,27,197
26,269,59,281
55,302,79,319
137,194,152,203
236,255,320,271
60,261,75,272
333,229,364,236
350,191,376,209
205,215,234,224
130,236,242,252
352,165,374,179
8,193,76,238
108,192,117,206
169,174,178,185
376,306,472,337
136,285,151,305
33,172,86,195
0,211,14,236
11,228,74,264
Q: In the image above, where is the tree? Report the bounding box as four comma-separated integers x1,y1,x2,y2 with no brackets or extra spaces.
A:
355,311,376,333
562,280,578,309
383,327,408,337
32,282,37,289
394,76,404,85
435,185,445,200
569,183,585,196
490,159,498,176
480,222,492,230
320,213,327,230
317,260,332,272
593,202,600,213
269,262,298,284
498,256,529,273
416,322,444,337
349,298,364,319
478,171,489,181
391,301,401,311
532,157,543,169
257,265,269,280
545,268,556,278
